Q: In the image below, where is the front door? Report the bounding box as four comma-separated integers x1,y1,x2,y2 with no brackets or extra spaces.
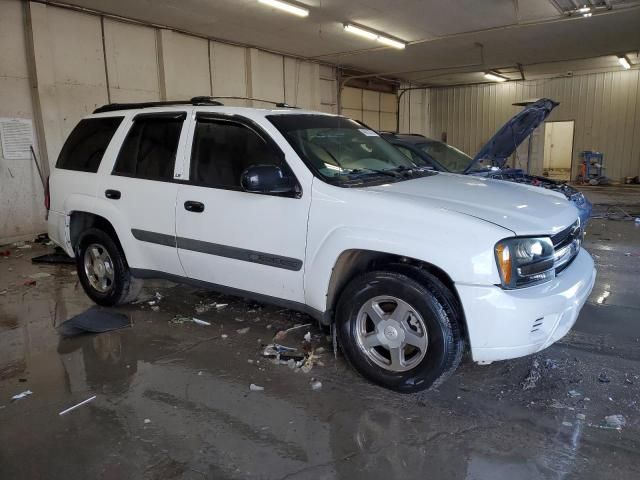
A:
543,121,574,181
175,113,310,303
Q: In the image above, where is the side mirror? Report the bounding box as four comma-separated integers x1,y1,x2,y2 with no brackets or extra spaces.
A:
241,164,296,195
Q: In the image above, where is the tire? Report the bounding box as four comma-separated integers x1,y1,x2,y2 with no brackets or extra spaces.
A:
75,228,142,306
335,268,464,393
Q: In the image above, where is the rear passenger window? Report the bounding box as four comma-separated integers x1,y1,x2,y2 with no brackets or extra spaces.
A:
113,113,184,181
190,119,282,189
56,117,123,172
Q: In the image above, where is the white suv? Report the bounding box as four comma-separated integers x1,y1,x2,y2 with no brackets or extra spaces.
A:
47,98,596,392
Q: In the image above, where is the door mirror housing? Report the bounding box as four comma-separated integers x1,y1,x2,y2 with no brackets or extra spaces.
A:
241,164,297,196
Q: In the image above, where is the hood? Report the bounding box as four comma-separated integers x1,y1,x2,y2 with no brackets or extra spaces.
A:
464,98,558,173
367,172,577,236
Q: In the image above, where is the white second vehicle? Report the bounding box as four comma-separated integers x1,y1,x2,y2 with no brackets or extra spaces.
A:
47,97,596,392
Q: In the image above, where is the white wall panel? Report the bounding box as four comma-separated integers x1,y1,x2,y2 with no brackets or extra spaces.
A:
104,19,160,102
159,30,210,99
284,58,320,109
0,0,46,241
210,41,248,106
249,49,284,106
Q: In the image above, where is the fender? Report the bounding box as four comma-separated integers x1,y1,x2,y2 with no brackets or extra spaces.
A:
304,220,507,314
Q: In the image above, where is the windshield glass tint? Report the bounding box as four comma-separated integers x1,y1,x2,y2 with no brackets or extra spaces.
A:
418,141,472,173
267,115,416,183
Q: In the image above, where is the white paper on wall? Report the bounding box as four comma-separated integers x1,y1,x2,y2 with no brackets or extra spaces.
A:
0,118,34,160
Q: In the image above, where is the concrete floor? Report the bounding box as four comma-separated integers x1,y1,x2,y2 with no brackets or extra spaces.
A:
1,187,640,480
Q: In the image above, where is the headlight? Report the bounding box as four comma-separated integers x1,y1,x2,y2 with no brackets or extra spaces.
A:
495,237,555,289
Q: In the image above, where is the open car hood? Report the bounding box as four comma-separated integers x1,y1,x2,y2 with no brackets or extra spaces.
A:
464,98,559,173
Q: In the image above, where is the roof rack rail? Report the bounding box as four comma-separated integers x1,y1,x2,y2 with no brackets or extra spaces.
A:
198,96,299,108
93,97,223,114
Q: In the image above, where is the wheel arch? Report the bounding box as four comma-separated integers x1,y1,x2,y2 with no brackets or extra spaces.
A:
69,211,125,258
325,249,468,342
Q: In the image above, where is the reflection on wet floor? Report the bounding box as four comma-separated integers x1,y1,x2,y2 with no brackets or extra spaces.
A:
1,197,640,479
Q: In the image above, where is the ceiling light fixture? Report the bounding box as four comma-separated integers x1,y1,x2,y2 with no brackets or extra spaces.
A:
618,55,631,69
343,23,406,49
484,72,508,82
258,0,309,17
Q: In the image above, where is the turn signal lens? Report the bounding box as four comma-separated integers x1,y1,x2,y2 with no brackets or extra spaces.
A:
495,243,512,285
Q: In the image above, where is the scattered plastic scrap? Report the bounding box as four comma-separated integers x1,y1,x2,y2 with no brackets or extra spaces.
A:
0,290,7,295
576,413,586,420
263,344,305,362
169,315,210,326
304,331,312,343
195,302,217,314
568,390,582,398
144,418,151,424
216,303,228,310
605,414,626,429
250,383,264,391
151,306,160,312
16,244,32,250
29,272,52,279
310,379,322,391
562,421,573,427
58,308,130,337
221,334,228,339
11,390,32,402
521,359,541,390
23,279,37,287
598,372,611,383
59,395,96,416
236,327,250,335
274,323,312,342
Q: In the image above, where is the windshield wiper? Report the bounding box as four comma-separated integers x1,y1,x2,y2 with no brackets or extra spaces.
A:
348,167,402,179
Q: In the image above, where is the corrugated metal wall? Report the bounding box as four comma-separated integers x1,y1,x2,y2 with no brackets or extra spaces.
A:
417,70,640,181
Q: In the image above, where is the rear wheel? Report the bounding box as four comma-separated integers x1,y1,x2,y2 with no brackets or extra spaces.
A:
336,268,463,393
76,228,142,306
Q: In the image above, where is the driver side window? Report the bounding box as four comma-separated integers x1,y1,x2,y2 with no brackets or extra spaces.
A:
190,119,282,189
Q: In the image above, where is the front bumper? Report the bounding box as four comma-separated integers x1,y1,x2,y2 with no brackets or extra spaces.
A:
456,248,596,363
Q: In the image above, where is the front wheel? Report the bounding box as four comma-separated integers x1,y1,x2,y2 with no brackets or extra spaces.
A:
76,228,142,306
336,269,464,393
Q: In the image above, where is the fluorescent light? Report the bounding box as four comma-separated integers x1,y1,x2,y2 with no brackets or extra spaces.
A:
577,6,591,13
258,0,309,17
344,24,407,49
582,12,592,17
618,55,631,69
484,72,508,82
344,24,377,40
377,35,406,50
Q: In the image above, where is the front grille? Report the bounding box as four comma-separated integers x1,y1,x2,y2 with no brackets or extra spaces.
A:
552,220,581,274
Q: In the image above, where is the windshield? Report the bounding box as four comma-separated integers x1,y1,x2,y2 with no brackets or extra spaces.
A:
417,141,472,174
267,115,421,185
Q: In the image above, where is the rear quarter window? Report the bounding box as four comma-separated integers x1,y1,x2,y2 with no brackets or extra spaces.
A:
56,117,123,173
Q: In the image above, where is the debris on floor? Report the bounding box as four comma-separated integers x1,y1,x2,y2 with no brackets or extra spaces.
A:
144,418,151,424
23,279,37,287
605,414,626,429
169,315,210,326
31,248,75,265
58,395,97,416
521,359,541,390
273,323,311,342
598,372,611,383
236,327,250,334
310,379,322,390
58,308,131,337
29,272,52,279
11,390,33,402
195,302,217,314
249,383,264,391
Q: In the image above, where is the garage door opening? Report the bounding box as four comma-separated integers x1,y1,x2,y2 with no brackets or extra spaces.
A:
542,121,575,181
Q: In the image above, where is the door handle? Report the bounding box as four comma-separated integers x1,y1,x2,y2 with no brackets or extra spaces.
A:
105,189,121,200
184,200,205,213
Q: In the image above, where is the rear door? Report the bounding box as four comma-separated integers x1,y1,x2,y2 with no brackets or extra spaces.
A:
175,112,310,303
98,109,191,276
